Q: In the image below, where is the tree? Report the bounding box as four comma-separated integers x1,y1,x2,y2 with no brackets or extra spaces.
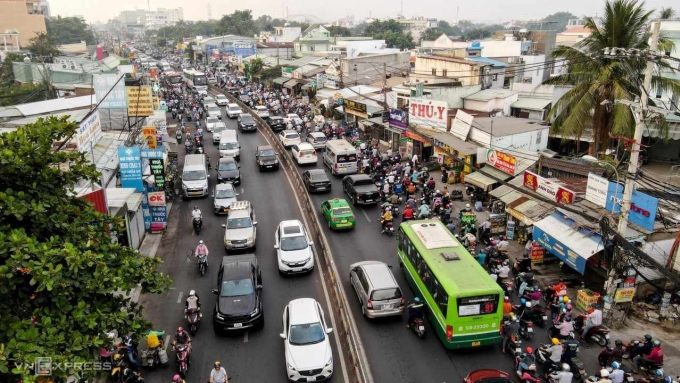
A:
420,28,445,42
27,32,59,60
327,25,352,37
659,7,676,19
45,16,96,45
364,19,404,36
533,11,578,32
544,0,680,153
0,117,171,382
217,10,257,37
249,57,264,79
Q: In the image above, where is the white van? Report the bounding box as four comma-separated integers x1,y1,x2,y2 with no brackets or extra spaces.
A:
323,139,358,176
182,154,209,198
219,130,240,161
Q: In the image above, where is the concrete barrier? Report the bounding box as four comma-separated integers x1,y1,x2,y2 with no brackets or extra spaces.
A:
211,87,373,383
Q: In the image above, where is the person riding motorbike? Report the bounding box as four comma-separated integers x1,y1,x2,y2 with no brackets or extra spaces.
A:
630,334,654,359
596,369,612,383
554,317,574,340
403,205,415,221
542,338,564,365
560,335,580,364
192,206,202,220
634,340,663,373
381,208,394,233
518,347,537,376
173,327,192,360
195,240,209,267
610,339,625,364
185,290,201,313
406,297,424,329
418,204,431,219
209,361,229,383
549,363,573,383
502,316,520,353
503,296,514,317
173,374,186,383
497,260,511,279
121,334,140,371
580,307,603,339
609,362,624,383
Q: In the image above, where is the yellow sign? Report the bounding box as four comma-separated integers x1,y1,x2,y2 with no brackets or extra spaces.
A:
128,53,135,59
142,126,157,138
146,135,158,149
614,287,636,303
126,86,154,116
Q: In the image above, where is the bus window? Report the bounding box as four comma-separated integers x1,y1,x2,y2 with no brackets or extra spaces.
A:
435,282,448,314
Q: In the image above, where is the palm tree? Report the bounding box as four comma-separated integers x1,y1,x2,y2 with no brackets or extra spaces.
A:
543,0,680,154
659,7,676,19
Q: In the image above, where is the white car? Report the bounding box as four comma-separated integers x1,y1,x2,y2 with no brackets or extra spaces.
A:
306,132,327,150
202,96,216,110
279,130,301,148
254,105,270,119
280,298,333,382
274,220,314,274
291,143,318,165
215,94,229,106
207,105,222,120
285,113,303,126
205,116,220,132
226,103,243,119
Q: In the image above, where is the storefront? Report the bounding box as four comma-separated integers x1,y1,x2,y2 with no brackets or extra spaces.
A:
489,180,555,243
464,165,513,192
401,129,433,161
360,117,402,151
272,76,288,88
283,79,306,95
105,187,146,250
432,131,480,183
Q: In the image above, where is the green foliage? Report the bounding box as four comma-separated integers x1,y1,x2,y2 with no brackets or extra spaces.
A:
27,32,60,60
157,20,219,44
249,58,264,78
217,10,258,37
0,117,172,382
362,20,414,49
420,21,463,42
365,19,405,36
659,7,676,19
0,83,48,107
258,65,284,80
460,25,505,40
0,53,24,83
45,16,96,45
327,26,352,37
527,12,578,32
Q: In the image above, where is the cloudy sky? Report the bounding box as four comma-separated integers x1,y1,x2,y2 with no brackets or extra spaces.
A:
49,0,678,24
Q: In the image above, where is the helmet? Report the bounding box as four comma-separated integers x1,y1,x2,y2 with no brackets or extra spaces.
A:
644,334,653,341
189,290,195,296
588,308,594,314
552,338,560,345
664,376,672,383
436,190,441,194
566,317,572,322
566,303,573,310
199,240,204,244
526,347,534,354
559,296,564,303
653,340,661,347
414,297,421,303
606,346,614,352
655,370,664,377
466,204,470,208
491,241,498,246
611,362,620,369
177,327,183,333
214,361,221,367
615,339,623,347
504,296,509,302
562,364,571,372
563,297,570,303
525,302,532,308
600,369,610,378
520,298,527,305
173,375,182,382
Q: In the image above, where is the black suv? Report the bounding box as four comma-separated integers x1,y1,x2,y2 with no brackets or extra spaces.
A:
302,169,331,193
237,113,257,132
213,254,263,334
255,145,279,171
343,174,380,205
268,116,286,132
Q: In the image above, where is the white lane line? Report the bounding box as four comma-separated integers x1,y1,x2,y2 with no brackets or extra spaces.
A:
169,287,176,290
163,335,171,352
243,332,249,343
361,208,371,223
176,291,183,304
241,188,245,194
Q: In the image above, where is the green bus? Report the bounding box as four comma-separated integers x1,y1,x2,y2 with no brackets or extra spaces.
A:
397,220,504,349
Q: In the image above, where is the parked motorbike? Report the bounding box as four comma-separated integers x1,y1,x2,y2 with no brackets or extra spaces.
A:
185,308,201,335
193,217,202,235
574,314,610,346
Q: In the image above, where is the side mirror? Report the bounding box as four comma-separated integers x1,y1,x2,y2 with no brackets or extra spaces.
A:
326,328,333,334
256,285,263,290
212,289,218,294
279,333,286,339
221,224,226,228
274,244,279,249
253,221,258,226
308,241,314,246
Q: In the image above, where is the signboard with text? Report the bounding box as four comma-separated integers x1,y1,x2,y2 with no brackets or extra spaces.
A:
345,100,367,116
77,110,102,153
450,109,473,141
150,158,165,189
117,146,144,192
486,149,516,175
523,170,574,204
126,86,154,116
147,191,166,206
282,67,293,78
605,184,658,231
93,74,126,109
388,108,408,132
408,98,448,130
585,173,609,208
233,42,256,57
149,205,167,225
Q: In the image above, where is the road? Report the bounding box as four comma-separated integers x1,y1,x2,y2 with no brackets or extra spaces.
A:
138,102,343,383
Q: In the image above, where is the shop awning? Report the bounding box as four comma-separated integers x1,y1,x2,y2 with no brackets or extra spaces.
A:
507,197,555,225
273,76,288,85
284,79,299,88
464,166,512,190
335,106,344,114
511,97,552,111
533,212,604,274
433,132,480,156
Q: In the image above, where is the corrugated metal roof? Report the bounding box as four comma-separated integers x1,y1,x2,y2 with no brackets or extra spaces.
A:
273,76,288,85
93,133,126,171
489,184,513,198
509,197,555,222
511,97,552,111
433,132,480,155
2,109,91,126
105,188,136,208
467,57,509,67
0,95,95,118
464,89,517,101
127,192,144,211
540,156,605,177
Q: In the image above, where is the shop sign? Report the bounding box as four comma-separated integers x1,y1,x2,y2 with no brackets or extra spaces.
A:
605,184,658,231
316,73,327,87
614,287,636,303
149,205,167,224
450,109,473,140
402,130,432,147
486,149,516,175
326,78,337,88
141,148,166,159
118,146,144,192
93,74,126,109
345,100,367,116
233,42,256,57
408,98,448,130
523,170,574,204
282,67,293,78
147,191,166,206
77,110,102,153
126,86,154,116
532,224,586,273
389,108,408,132
150,158,165,189
585,173,609,208
292,70,303,80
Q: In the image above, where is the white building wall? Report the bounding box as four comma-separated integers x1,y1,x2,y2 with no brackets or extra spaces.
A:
428,85,482,108
491,128,549,151
480,40,524,58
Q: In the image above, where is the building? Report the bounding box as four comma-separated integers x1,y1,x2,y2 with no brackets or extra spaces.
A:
145,8,183,30
556,26,592,47
413,54,490,87
256,27,301,43
395,16,438,42
39,0,49,17
118,9,147,35
470,116,550,152
257,42,294,62
332,39,389,58
480,34,552,85
0,0,47,48
339,52,411,86
463,88,518,116
0,30,21,52
293,24,332,56
420,33,468,51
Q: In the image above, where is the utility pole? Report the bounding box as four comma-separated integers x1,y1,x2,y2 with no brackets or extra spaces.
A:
382,62,387,108
603,21,660,324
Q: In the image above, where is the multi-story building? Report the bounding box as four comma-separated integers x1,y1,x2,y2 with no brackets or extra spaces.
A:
145,7,183,30
395,16,438,42
0,0,47,48
39,0,49,17
293,24,332,56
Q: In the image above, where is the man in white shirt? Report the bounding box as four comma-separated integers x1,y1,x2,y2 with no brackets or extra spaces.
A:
359,142,367,152
191,206,202,220
411,153,419,168
581,308,603,338
209,361,228,383
498,261,511,279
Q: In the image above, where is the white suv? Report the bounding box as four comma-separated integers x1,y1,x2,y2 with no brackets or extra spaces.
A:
226,103,243,119
223,201,257,251
291,143,318,165
275,220,314,274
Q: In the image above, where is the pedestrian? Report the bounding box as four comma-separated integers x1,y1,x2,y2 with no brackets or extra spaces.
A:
411,153,419,168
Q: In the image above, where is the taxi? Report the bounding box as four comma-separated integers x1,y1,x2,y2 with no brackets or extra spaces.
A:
321,198,356,230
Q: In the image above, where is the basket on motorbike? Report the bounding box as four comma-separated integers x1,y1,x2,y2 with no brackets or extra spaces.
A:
460,211,478,225
576,289,600,311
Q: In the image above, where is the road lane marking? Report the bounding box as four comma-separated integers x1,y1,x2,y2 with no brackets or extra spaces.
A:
177,291,183,304
169,287,176,290
241,188,245,194
243,332,249,343
163,335,171,352
361,208,371,223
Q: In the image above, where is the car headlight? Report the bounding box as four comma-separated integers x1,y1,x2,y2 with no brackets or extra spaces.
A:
225,239,232,244
215,313,224,320
250,307,259,317
325,357,332,367
287,363,296,372
182,184,188,190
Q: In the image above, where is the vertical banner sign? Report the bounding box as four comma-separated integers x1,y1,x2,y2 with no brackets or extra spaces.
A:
126,86,154,116
142,126,158,149
147,191,166,206
149,158,165,190
388,108,408,132
149,205,167,226
93,74,127,109
77,110,102,153
117,147,144,192
585,173,609,208
450,109,474,141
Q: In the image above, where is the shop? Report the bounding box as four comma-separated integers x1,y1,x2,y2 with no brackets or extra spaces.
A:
360,117,402,151
401,129,434,162
272,77,288,89
489,179,555,243
105,188,146,250
432,131,480,184
464,165,513,192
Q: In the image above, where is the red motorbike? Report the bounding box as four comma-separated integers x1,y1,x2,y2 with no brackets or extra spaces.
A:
174,343,190,378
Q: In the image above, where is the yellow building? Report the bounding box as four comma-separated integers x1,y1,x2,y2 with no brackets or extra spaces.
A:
0,0,47,48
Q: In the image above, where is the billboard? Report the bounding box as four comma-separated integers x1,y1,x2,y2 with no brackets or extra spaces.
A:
233,42,256,57
388,108,408,132
450,109,473,140
585,173,609,208
408,98,448,130
126,86,154,117
77,110,102,153
93,74,126,109
485,149,516,175
523,170,575,204
605,184,658,231
118,146,144,192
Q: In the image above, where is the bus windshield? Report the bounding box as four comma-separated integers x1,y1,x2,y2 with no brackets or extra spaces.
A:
194,76,207,86
168,76,182,84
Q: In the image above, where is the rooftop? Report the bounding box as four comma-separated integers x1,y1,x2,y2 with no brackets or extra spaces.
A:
464,88,517,102
418,54,487,66
466,57,509,68
473,117,549,136
0,95,95,120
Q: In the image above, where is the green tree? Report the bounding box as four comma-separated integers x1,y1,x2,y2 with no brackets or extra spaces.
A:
364,19,404,36
0,117,171,382
531,11,578,32
659,7,676,19
45,16,96,45
27,32,60,60
249,57,264,79
420,28,445,41
544,0,680,153
217,10,257,37
327,25,352,37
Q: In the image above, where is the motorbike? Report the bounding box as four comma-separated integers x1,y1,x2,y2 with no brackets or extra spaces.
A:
515,353,542,383
193,217,202,235
198,253,208,276
513,257,532,276
574,314,610,346
380,219,395,236
175,130,182,143
531,304,548,328
185,308,201,335
519,316,534,340
408,317,426,339
174,343,190,378
450,189,464,201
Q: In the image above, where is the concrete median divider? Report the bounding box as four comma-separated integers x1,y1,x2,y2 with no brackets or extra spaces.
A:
211,87,373,383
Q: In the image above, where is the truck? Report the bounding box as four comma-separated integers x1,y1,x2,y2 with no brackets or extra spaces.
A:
342,174,380,205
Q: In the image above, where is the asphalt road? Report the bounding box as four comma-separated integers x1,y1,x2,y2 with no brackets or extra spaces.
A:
137,104,343,383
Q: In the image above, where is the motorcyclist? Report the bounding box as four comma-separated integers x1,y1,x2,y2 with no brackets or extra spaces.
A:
549,364,573,383
554,317,574,340
192,206,202,220
381,208,394,233
185,290,201,313
580,307,602,339
596,369,612,383
560,335,580,364
634,340,663,373
173,374,186,383
516,300,532,320
598,346,616,367
502,316,520,353
402,205,414,221
630,334,654,359
173,326,192,359
209,361,229,383
195,240,209,267
609,362,624,383
418,203,431,219
503,296,514,317
542,338,564,365
611,339,625,364
406,297,424,328
530,287,543,306
518,347,537,376
497,260,511,279
121,334,140,370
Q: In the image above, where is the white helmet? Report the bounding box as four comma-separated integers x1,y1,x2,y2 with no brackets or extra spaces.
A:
466,204,470,208
525,302,532,308
189,290,195,296
600,369,609,378
199,240,204,244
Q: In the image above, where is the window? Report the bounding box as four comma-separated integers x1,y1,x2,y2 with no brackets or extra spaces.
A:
434,281,449,315
442,69,447,77
492,74,498,81
656,87,662,99
431,68,437,76
310,46,315,52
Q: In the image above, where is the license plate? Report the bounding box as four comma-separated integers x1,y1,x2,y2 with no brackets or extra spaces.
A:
516,348,522,353
383,304,393,309
233,244,245,248
317,186,326,190
472,341,481,346
528,328,533,333
341,219,347,223
266,165,273,168
365,199,373,203
419,326,425,331
223,208,229,212
605,334,610,339
233,323,242,328
627,377,634,382
308,377,316,382
336,223,349,227
543,315,548,320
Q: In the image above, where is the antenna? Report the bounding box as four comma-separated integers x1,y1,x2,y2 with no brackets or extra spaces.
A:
456,7,459,24
147,0,150,12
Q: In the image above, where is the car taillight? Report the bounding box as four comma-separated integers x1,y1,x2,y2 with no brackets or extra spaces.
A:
312,152,317,156
367,300,373,309
334,164,338,170
446,325,453,341
400,297,405,306
299,152,304,158
350,215,355,220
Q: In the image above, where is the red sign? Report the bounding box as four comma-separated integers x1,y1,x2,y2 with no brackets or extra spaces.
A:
148,191,166,206
523,170,574,204
80,188,108,214
487,150,516,175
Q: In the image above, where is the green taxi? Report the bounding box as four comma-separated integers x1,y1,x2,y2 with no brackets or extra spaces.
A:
321,198,356,230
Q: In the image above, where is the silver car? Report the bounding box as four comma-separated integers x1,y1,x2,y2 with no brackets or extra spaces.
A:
213,182,239,215
223,201,257,251
306,132,327,150
349,261,405,319
205,116,220,132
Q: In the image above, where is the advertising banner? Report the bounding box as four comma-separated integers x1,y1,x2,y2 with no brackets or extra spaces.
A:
147,191,166,206
118,147,144,192
614,287,636,303
126,86,154,116
282,67,293,78
585,173,609,208
233,42,256,57
450,109,473,141
388,108,408,132
149,205,167,225
408,98,448,130
141,148,166,159
345,100,367,117
93,74,126,109
523,170,574,204
150,158,165,189
533,223,587,273
77,110,102,153
486,149,516,175
316,73,327,87
605,184,659,231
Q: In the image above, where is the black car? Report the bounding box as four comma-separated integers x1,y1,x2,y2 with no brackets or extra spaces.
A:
238,95,251,104
268,116,286,132
237,113,257,132
255,145,279,171
216,157,241,185
342,174,380,205
212,254,263,334
302,169,332,193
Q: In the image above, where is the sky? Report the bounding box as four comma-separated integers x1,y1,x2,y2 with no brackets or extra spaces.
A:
49,0,678,24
